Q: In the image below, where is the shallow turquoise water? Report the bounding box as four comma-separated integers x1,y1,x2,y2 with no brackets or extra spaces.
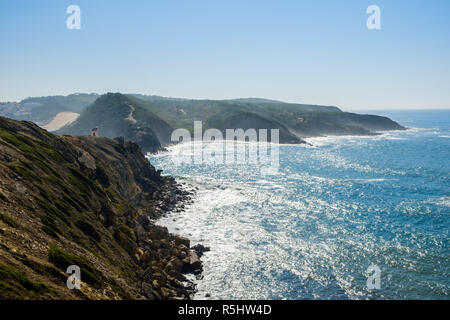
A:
148,110,449,300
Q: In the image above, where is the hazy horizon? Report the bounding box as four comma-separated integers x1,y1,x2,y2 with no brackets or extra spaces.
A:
2,91,450,112
1,0,449,110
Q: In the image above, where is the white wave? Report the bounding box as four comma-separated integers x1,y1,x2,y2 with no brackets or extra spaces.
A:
425,196,450,208
304,127,446,147
348,178,399,183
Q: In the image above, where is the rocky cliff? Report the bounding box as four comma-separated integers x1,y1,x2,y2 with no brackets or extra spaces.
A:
0,116,201,300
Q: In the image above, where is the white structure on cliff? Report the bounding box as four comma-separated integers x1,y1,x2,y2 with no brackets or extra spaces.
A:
91,127,98,137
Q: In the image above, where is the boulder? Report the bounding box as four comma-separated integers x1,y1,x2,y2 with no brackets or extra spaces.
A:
141,250,152,264
152,272,166,287
166,257,183,273
78,150,96,170
160,287,171,300
147,226,169,240
175,236,190,248
192,244,210,257
179,251,187,259
166,268,186,282
188,250,202,271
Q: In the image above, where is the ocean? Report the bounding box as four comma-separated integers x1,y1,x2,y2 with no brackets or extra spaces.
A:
148,110,450,300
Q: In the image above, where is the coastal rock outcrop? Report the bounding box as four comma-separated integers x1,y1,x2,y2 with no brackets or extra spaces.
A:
0,116,198,300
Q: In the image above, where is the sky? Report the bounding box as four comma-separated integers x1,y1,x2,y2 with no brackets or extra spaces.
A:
0,0,449,110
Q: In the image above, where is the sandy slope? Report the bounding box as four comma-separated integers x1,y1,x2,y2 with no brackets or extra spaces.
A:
41,112,80,131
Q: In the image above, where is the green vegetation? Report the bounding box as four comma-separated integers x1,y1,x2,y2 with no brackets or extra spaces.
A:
35,196,70,223
54,199,73,216
40,214,62,237
57,93,169,152
48,244,104,288
0,264,54,299
67,166,94,194
0,129,37,154
58,93,404,151
75,219,101,242
130,93,341,133
36,184,53,202
0,128,65,165
61,194,84,212
0,115,187,299
113,143,126,154
113,221,136,255
41,225,59,238
7,162,42,182
0,213,18,228
106,277,132,300
36,195,73,238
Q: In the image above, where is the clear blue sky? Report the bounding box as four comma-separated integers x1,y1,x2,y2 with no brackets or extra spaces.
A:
1,0,449,109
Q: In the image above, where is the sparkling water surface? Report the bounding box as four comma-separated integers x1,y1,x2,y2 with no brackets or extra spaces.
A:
148,110,450,300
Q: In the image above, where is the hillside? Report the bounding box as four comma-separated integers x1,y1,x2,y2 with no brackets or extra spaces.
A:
208,111,305,144
130,94,405,138
0,116,201,300
0,94,98,125
57,93,174,153
3,92,407,153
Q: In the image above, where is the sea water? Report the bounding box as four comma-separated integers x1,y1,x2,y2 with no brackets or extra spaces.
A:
148,110,449,300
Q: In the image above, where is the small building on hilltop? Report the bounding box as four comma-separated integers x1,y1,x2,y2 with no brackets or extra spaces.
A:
91,127,98,137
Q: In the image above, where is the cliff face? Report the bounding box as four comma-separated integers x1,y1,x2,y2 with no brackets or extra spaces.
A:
0,117,199,300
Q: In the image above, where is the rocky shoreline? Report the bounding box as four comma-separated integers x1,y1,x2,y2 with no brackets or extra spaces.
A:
135,177,206,299
0,116,206,300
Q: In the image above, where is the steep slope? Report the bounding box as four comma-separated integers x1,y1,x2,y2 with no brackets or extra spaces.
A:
57,93,174,153
0,116,200,300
